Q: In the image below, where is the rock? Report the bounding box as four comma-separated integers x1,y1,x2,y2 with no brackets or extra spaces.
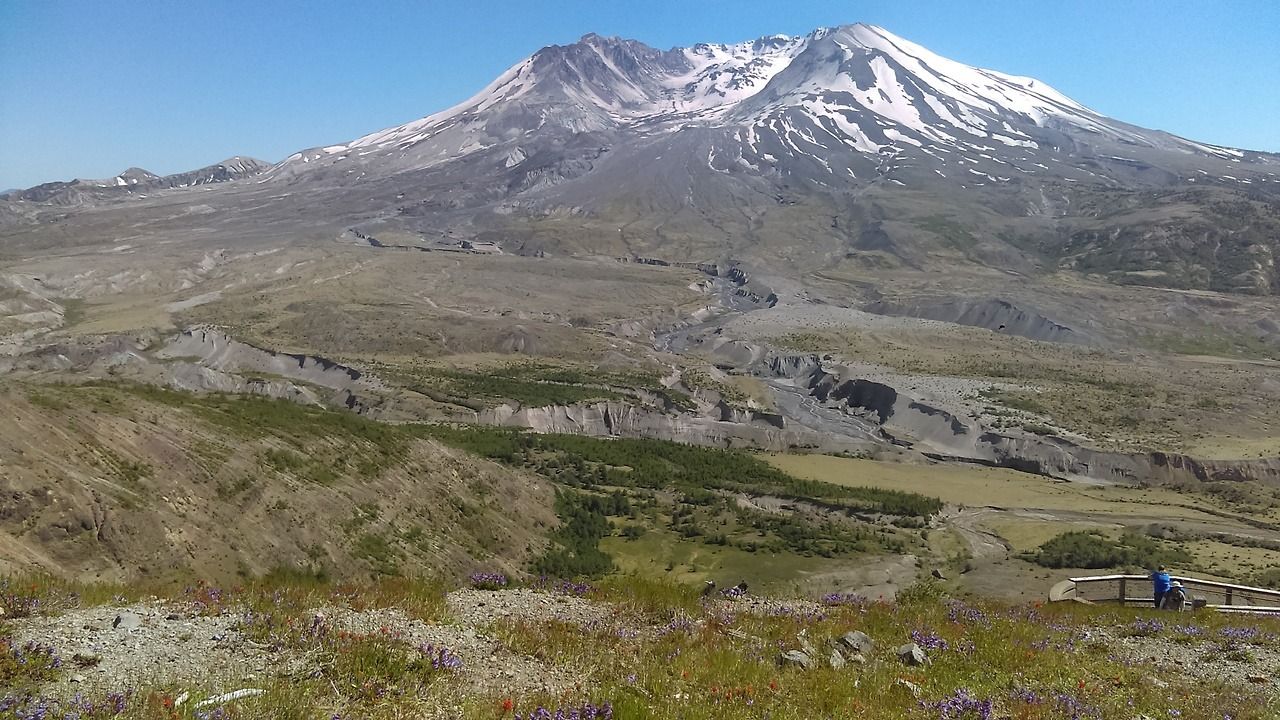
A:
828,648,846,670
931,569,947,580
848,653,867,665
71,652,102,667
798,633,817,657
192,689,264,709
837,630,874,655
70,674,85,683
112,612,142,631
895,678,923,697
897,642,928,666
1247,674,1269,684
1141,675,1168,689
779,650,813,670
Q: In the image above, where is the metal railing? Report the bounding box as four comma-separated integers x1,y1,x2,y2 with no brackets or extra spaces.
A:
1051,574,1280,614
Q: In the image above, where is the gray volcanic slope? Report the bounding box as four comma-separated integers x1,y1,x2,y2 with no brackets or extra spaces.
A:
3,23,1280,295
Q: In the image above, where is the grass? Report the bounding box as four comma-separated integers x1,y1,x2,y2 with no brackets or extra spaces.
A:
602,527,862,592
762,453,1239,520
3,572,1277,719
977,518,1118,553
421,427,943,518
419,426,940,589
1026,531,1192,570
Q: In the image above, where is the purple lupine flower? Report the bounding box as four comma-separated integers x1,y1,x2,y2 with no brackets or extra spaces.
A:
911,629,950,652
418,643,463,670
926,688,993,719
469,572,509,590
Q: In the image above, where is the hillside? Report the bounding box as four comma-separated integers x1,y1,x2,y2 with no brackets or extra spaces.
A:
0,382,554,582
1,573,1277,719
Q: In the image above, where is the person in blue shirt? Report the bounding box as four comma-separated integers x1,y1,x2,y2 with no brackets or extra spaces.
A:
1150,565,1172,608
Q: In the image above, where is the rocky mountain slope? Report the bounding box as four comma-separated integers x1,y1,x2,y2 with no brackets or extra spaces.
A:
3,24,1278,294
1,156,269,206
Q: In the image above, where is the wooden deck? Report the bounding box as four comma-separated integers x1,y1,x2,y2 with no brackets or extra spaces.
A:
1050,574,1280,614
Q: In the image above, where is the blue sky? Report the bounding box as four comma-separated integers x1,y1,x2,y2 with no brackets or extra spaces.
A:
1,0,1277,189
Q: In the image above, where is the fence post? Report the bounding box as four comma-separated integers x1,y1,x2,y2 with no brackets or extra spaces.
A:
1119,578,1127,605
1225,588,1233,606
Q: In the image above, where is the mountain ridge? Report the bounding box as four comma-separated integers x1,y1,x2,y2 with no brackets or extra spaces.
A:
4,23,1280,294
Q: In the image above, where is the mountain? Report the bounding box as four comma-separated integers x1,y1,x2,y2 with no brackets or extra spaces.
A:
4,24,1280,294
1,156,270,206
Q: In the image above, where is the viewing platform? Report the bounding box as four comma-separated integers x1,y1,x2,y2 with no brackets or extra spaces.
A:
1050,574,1280,614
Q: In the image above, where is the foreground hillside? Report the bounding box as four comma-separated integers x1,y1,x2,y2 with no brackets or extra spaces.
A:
2,573,1277,719
0,382,555,582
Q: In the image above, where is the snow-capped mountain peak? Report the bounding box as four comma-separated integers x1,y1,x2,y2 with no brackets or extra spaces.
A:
263,22,1263,183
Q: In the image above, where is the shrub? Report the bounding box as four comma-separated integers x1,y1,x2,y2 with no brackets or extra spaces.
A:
1029,531,1191,569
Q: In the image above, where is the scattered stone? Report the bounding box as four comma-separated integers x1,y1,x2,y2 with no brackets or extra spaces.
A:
828,648,846,670
69,674,84,684
780,649,813,670
1248,675,1270,684
797,632,817,657
931,569,947,580
897,642,928,666
71,652,102,668
193,688,264,709
1141,675,1169,689
837,630,874,656
112,613,141,631
896,678,922,697
848,653,867,665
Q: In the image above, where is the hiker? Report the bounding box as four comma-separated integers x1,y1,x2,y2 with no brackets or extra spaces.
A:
1161,580,1188,611
1150,566,1171,608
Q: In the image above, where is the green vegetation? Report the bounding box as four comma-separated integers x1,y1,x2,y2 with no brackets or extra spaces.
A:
79,382,413,484
400,362,689,410
423,425,940,584
420,426,942,518
533,489,628,577
1257,567,1280,589
412,366,625,407
1028,531,1192,570
7,572,1276,719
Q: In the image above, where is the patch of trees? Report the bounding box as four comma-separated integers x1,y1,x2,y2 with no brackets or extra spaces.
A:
419,427,942,518
532,489,630,578
1028,531,1191,570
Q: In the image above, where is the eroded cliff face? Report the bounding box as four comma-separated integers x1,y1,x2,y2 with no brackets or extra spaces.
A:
478,400,856,453
6,325,1275,488
762,352,1280,487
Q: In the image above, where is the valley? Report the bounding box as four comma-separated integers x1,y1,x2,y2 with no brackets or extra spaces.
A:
2,19,1279,621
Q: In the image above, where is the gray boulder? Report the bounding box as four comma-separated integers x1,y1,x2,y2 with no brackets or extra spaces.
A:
838,630,874,655
779,649,813,670
896,678,923,697
112,612,142,631
828,648,846,670
897,642,928,666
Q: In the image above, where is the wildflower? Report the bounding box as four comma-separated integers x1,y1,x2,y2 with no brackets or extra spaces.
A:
469,572,509,590
926,688,994,719
911,629,950,652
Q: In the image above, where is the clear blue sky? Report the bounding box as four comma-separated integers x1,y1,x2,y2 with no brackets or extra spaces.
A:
2,0,1277,189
